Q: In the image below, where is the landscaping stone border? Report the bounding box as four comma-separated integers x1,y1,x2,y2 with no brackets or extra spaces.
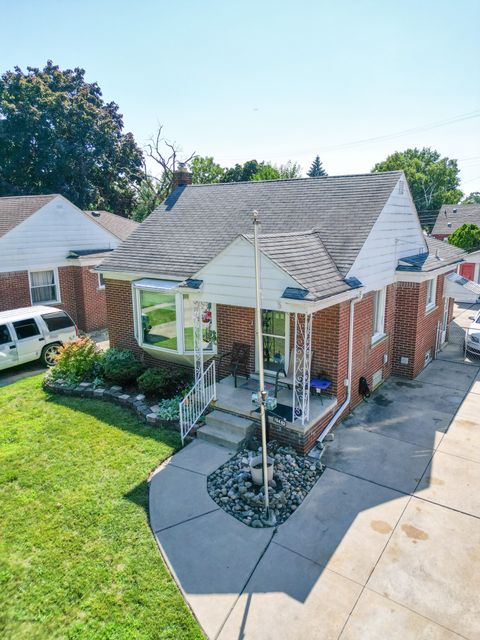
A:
43,378,181,432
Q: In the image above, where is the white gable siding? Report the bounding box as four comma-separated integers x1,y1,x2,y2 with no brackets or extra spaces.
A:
194,236,300,310
0,196,119,272
346,179,427,291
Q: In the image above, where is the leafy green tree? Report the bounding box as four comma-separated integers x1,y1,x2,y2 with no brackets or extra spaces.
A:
372,147,463,214
251,164,281,181
0,61,143,216
191,156,225,183
221,160,257,182
277,161,302,179
448,223,480,252
462,192,480,204
307,155,327,177
130,178,163,222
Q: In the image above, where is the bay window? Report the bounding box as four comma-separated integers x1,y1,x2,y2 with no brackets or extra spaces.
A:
135,284,215,355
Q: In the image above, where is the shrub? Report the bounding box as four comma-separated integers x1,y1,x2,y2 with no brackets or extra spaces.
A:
101,348,144,385
155,397,181,420
49,337,102,384
137,367,192,399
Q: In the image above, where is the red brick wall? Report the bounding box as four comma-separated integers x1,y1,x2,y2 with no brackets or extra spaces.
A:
0,271,31,311
0,267,107,333
432,234,449,241
393,274,449,378
215,304,256,376
105,278,139,353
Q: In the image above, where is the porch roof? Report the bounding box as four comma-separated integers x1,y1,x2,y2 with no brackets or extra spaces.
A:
396,236,465,273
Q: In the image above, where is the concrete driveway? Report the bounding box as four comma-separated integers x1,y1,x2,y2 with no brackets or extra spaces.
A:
149,357,480,639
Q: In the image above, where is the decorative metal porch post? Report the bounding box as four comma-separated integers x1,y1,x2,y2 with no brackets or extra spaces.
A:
252,210,274,525
192,300,204,385
292,312,313,426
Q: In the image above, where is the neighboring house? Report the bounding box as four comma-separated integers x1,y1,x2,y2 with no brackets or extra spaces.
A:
0,195,139,332
98,170,466,453
432,203,480,288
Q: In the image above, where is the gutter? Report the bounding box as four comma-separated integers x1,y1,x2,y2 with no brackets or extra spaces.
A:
316,290,363,445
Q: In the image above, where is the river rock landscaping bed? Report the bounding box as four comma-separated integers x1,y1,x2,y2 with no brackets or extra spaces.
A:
207,441,325,527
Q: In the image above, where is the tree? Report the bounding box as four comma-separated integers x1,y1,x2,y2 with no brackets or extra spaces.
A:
0,61,143,216
307,155,327,177
130,178,163,222
251,164,281,181
462,192,480,204
221,159,260,182
191,156,224,184
372,147,463,215
448,223,480,252
277,161,302,179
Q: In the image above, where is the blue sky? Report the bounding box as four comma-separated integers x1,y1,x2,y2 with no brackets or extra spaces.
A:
1,0,480,192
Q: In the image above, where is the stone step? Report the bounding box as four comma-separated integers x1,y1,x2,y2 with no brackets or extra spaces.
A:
205,410,255,437
197,424,248,450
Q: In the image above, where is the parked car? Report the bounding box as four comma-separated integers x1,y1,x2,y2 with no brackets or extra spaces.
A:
0,306,77,371
465,309,480,356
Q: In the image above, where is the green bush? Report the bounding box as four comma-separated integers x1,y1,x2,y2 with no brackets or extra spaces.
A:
137,367,192,399
155,397,182,420
101,348,144,385
49,337,102,384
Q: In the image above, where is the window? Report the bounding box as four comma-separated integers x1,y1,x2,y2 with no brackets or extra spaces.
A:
98,273,105,289
426,277,437,311
41,311,75,332
13,318,40,340
29,269,59,304
372,287,386,344
137,288,215,354
262,310,287,372
0,324,12,345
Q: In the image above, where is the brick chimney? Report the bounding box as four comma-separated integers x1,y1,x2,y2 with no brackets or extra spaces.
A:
171,163,193,190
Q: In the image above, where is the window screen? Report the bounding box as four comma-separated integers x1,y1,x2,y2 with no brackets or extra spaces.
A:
0,324,12,345
41,311,75,332
13,318,41,340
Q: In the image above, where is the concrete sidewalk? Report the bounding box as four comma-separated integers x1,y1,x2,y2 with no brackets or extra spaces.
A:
150,358,480,640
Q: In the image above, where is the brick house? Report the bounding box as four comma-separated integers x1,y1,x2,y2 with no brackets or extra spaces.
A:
0,195,138,332
98,170,466,453
432,203,480,300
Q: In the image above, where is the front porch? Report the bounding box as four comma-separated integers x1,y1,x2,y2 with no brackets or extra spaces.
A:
213,374,337,436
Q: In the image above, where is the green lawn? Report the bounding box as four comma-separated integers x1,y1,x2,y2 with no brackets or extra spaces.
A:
0,376,203,640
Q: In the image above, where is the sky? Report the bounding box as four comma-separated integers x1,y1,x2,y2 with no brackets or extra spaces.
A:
1,0,480,193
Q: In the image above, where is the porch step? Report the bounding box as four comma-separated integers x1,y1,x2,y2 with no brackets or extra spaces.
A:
197,410,255,450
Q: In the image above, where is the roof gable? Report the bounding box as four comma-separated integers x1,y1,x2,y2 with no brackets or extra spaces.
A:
0,194,58,237
99,171,403,278
432,203,480,236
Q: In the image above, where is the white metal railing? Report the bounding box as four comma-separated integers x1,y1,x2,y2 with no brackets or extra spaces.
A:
179,360,216,444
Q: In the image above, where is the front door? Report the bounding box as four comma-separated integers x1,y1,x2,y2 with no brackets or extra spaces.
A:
259,310,289,374
441,297,449,345
0,324,19,370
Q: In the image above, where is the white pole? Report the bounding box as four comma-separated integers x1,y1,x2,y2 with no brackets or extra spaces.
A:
252,210,271,522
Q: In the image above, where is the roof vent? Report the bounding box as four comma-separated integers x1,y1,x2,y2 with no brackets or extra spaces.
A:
398,180,404,195
452,208,458,214
91,211,101,217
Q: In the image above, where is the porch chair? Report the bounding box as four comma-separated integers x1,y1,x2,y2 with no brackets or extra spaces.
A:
274,349,314,398
218,342,251,387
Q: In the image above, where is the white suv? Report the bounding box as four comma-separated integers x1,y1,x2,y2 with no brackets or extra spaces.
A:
466,309,480,356
0,306,77,371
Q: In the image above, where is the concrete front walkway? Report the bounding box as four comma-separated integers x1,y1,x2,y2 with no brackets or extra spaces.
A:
150,358,480,640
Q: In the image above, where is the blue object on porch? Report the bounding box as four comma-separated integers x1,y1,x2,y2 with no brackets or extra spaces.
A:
281,287,310,300
310,378,332,404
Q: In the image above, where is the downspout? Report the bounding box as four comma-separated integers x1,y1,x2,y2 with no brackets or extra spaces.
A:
317,291,363,444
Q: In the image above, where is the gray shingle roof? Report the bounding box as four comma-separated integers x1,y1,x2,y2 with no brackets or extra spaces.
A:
99,171,403,278
432,204,480,236
397,236,465,272
0,194,57,237
84,210,139,241
243,230,352,301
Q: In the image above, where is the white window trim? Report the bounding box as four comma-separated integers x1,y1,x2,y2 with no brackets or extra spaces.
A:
371,287,387,345
134,287,217,356
425,277,437,313
29,268,61,305
97,272,105,290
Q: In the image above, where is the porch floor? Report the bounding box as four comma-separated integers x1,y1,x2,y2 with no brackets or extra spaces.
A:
213,374,337,434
